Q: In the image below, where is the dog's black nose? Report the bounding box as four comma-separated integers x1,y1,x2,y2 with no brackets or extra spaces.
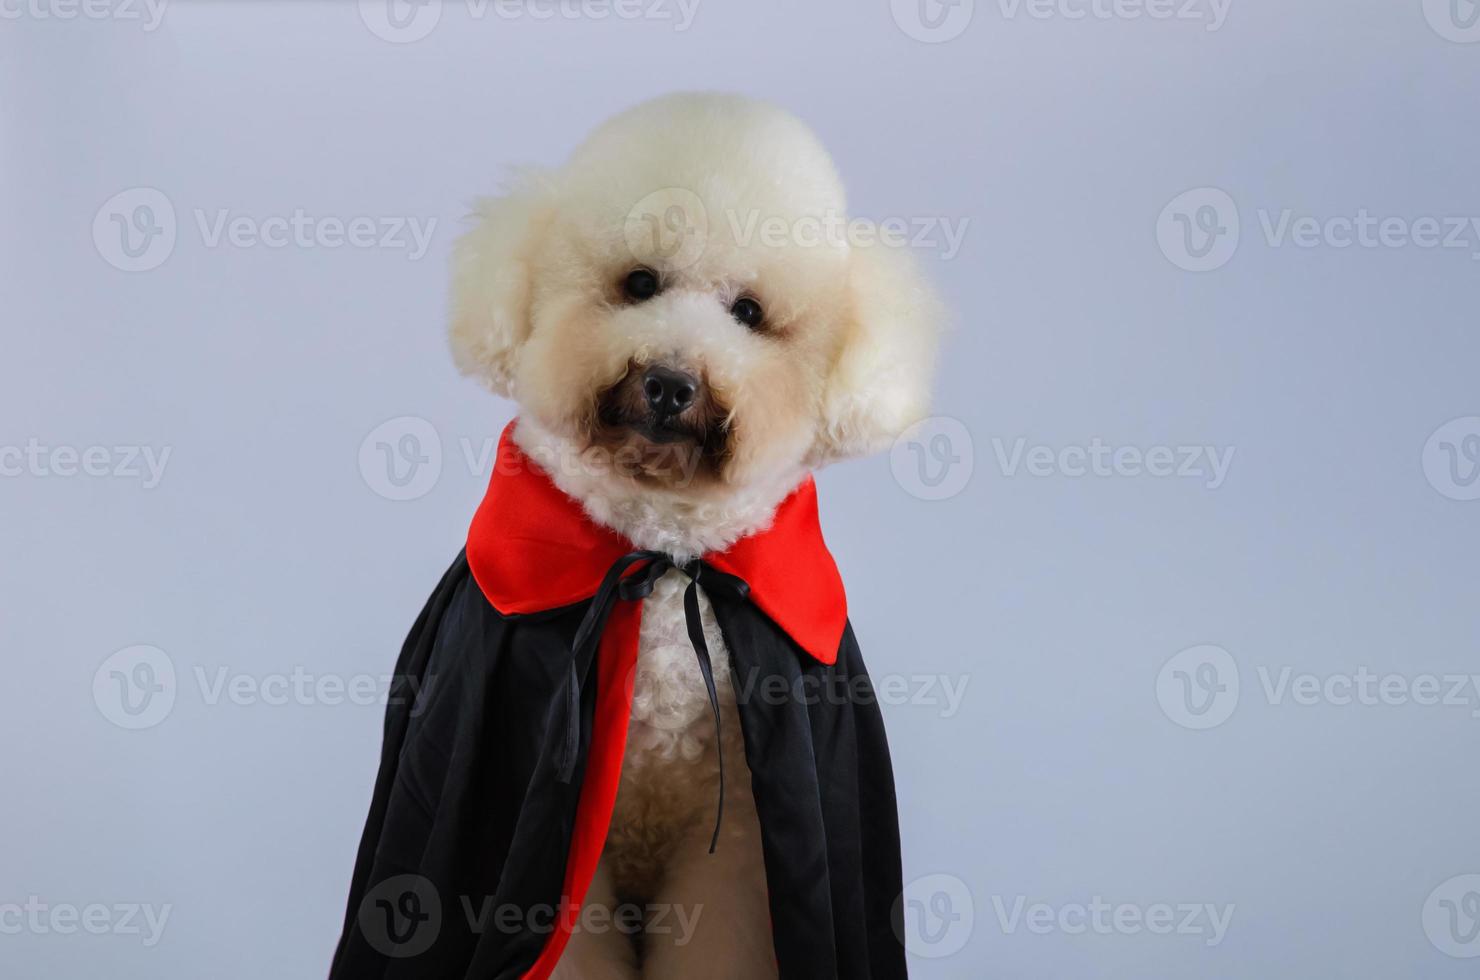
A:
641,365,698,417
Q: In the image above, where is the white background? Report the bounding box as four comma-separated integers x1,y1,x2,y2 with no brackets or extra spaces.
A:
3,0,1480,976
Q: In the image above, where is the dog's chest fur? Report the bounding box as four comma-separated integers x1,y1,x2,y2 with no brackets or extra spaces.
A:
603,568,744,899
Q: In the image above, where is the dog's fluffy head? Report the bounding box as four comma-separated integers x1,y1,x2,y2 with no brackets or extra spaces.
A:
451,92,941,508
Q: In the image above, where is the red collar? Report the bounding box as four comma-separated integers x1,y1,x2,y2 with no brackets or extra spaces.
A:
466,423,846,665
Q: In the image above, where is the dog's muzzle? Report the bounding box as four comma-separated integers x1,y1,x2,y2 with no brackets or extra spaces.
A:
596,360,728,458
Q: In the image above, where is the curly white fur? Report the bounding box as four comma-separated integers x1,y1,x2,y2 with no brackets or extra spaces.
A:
553,568,776,980
452,92,942,978
514,415,803,561
626,570,734,767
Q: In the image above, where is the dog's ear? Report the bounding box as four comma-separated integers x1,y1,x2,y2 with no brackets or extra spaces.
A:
814,243,944,462
448,174,555,398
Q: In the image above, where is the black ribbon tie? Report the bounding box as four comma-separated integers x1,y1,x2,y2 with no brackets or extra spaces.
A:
554,550,750,854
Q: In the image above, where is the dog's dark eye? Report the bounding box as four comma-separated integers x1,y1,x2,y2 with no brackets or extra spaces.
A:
731,297,764,330
622,268,660,302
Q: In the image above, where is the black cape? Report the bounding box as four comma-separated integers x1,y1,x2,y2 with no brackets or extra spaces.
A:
330,427,907,979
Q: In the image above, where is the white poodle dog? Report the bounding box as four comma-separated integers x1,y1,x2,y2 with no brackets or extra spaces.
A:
448,92,940,978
